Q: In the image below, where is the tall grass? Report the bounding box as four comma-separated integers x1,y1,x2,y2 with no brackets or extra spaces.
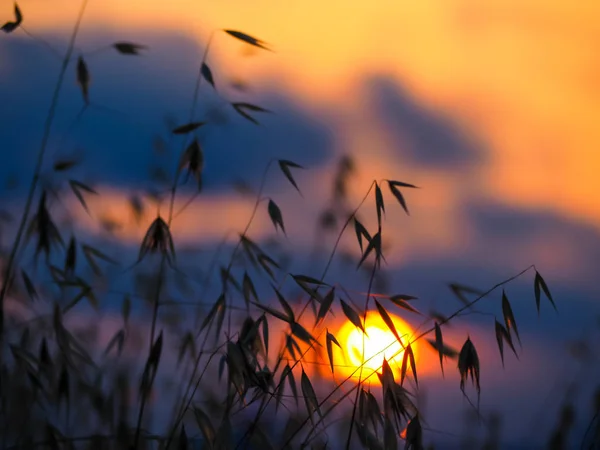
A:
1,2,599,449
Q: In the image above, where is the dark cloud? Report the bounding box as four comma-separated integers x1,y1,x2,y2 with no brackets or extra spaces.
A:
0,31,333,196
467,201,599,240
364,76,486,169
196,90,335,193
466,200,600,290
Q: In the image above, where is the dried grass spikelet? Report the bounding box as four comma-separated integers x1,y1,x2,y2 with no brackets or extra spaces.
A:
138,216,175,263
179,139,204,191
458,336,480,396
28,191,63,262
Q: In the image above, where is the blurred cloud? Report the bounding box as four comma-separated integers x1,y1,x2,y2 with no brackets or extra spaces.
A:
365,76,486,170
0,31,334,195
2,1,600,446
465,201,600,290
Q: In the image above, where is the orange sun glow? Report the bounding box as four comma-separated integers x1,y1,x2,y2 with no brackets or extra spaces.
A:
333,310,418,382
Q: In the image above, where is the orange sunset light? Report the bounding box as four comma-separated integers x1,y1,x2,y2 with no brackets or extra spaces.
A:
333,310,418,382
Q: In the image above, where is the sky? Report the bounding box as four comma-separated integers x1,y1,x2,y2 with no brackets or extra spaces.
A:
1,0,600,448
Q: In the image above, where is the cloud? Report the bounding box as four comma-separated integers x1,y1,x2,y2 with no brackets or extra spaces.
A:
0,30,334,196
363,76,487,171
465,200,600,291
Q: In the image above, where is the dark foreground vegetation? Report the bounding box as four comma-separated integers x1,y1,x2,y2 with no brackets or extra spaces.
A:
1,2,599,449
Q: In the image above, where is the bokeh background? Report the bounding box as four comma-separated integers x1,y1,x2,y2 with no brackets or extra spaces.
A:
1,0,599,448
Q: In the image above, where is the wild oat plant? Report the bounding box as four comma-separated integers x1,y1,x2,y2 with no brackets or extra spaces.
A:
1,3,599,450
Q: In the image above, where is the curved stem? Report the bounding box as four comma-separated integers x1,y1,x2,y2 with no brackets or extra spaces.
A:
19,26,63,60
345,191,382,450
281,264,535,448
189,30,216,121
134,29,217,450
234,181,377,449
167,160,276,450
224,160,274,332
0,0,89,340
581,410,599,450
411,265,535,343
139,30,231,450
345,259,378,450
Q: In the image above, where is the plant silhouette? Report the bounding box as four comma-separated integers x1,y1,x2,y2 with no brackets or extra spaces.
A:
0,3,599,450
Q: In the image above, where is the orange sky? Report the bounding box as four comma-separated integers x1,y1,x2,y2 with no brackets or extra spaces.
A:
5,0,600,276
3,4,600,443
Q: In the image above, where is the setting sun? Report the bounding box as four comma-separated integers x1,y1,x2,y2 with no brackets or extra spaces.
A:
333,310,418,381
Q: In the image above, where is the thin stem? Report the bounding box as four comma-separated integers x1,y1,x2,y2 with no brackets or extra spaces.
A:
171,190,201,220
281,265,536,448
166,320,216,446
148,258,167,347
346,203,382,450
169,160,274,450
133,136,183,450
133,29,217,448
0,0,89,340
224,160,275,334
80,44,113,58
163,341,227,449
411,265,535,343
234,181,377,449
145,32,221,450
345,261,378,450
581,410,599,450
189,30,216,120
282,336,403,448
19,26,63,60
318,181,377,292
193,231,235,328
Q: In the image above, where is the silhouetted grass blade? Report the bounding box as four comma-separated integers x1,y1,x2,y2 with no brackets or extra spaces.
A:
76,56,90,104
273,286,294,322
353,218,371,253
242,272,259,307
53,159,78,172
194,407,216,446
494,320,518,367
534,270,556,314
172,122,205,134
316,288,335,326
201,62,216,88
278,160,304,193
69,180,96,214
301,369,321,424
400,343,418,388
252,302,290,323
458,337,480,396
501,290,522,347
326,330,341,373
267,199,285,234
224,29,271,51
375,183,384,226
340,299,364,333
435,322,444,376
1,3,23,33
232,102,271,125
21,270,37,302
387,181,412,215
405,415,423,449
375,299,403,346
113,42,147,55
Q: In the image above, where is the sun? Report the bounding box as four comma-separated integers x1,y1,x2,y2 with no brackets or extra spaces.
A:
333,310,418,381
